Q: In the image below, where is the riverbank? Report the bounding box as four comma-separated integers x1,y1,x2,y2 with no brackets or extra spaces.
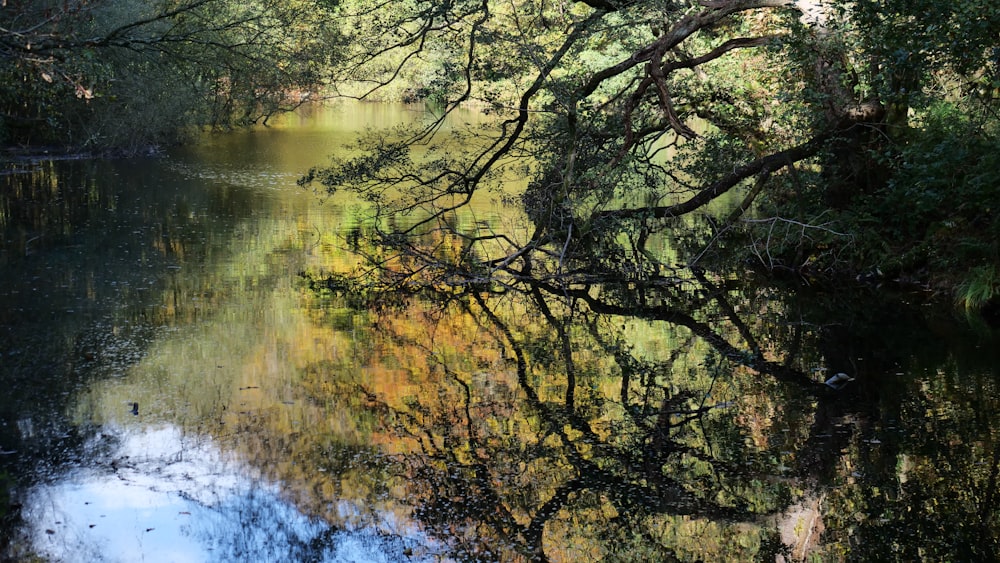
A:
1,145,164,168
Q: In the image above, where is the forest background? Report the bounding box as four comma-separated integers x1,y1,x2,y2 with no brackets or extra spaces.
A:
3,0,1000,310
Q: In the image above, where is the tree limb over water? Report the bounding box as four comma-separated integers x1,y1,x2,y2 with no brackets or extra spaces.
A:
596,131,832,221
307,0,1000,302
303,0,888,279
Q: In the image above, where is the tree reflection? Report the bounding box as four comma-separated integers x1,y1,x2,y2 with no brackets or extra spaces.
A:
295,217,1000,561
299,225,846,560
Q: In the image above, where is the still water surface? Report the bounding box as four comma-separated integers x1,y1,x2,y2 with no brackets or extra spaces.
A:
2,102,1000,561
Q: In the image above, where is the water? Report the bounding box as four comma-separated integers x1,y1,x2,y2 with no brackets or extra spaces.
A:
2,102,1000,561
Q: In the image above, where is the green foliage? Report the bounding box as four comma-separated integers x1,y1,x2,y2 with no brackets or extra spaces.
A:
862,104,1000,275
748,95,1000,285
956,265,1000,312
0,0,342,154
733,0,1000,287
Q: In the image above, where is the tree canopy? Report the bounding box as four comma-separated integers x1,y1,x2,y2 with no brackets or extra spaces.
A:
303,0,1000,299
1,0,342,152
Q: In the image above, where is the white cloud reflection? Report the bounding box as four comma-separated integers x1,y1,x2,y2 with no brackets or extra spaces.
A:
22,425,433,562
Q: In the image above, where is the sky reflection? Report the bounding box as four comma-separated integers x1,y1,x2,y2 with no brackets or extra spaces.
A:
22,425,431,562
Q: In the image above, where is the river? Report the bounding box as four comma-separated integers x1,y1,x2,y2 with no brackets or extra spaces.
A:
2,102,1000,562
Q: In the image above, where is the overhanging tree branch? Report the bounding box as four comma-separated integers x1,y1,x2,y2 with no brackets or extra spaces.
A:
596,131,831,221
